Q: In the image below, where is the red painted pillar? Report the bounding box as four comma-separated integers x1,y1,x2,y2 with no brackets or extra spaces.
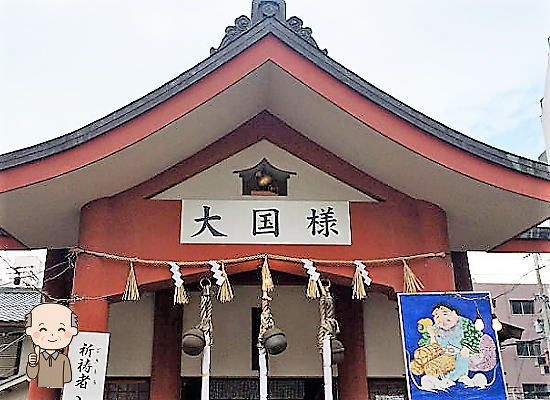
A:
70,241,110,333
64,254,110,399
71,299,110,332
150,290,183,400
335,286,369,400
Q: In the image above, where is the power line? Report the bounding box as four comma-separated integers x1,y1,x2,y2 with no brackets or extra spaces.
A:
493,262,549,300
0,255,72,289
43,263,74,283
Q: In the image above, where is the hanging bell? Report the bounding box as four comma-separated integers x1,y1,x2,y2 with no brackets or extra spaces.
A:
263,327,287,355
331,339,345,365
181,328,206,356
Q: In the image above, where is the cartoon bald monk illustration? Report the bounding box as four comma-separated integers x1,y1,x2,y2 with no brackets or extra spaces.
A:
25,303,79,387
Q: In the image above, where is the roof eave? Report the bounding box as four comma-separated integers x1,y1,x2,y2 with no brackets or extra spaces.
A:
0,18,548,182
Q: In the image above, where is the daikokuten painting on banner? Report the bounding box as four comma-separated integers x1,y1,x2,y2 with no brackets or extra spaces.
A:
398,292,506,400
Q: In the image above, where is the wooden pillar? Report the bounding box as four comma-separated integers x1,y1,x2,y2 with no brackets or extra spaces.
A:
150,290,183,400
451,251,473,291
334,286,369,400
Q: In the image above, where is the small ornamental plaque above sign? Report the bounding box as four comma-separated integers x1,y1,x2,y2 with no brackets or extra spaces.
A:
180,200,351,245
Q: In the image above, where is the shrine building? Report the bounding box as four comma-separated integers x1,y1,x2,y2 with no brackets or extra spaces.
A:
0,1,549,399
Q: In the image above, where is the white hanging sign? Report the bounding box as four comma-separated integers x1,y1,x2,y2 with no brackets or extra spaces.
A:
180,200,351,245
63,332,110,400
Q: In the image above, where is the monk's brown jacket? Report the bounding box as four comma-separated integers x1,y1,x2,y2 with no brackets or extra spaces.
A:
26,351,72,388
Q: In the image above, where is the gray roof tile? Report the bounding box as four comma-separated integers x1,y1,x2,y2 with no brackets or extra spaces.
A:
0,289,41,323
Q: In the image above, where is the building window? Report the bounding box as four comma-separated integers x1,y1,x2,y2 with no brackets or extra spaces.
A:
517,341,542,357
104,379,149,400
183,378,317,400
523,384,549,399
369,378,408,400
0,329,24,379
511,300,535,315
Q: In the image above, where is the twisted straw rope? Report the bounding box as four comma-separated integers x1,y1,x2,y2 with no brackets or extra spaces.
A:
257,292,275,348
196,285,213,342
317,284,339,352
69,248,446,267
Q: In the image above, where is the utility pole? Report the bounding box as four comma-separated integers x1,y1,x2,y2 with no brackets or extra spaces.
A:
533,253,550,361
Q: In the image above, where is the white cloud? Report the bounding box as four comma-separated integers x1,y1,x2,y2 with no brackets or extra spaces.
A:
0,0,549,159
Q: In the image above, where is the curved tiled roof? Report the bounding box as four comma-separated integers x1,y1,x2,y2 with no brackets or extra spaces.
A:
1,0,549,181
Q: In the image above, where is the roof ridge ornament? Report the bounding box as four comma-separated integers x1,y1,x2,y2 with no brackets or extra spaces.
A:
252,0,286,23
210,0,327,55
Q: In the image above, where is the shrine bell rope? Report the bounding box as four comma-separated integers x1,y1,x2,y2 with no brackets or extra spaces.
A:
68,248,446,300
196,281,213,400
318,282,338,400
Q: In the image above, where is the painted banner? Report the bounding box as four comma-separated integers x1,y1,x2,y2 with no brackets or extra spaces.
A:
180,200,351,244
397,292,506,400
63,332,110,400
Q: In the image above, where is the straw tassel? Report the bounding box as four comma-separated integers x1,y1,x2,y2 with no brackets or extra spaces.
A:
306,278,320,299
352,260,372,300
352,267,367,300
302,259,321,299
168,262,189,305
217,262,234,303
261,255,274,294
403,260,424,293
174,285,190,305
122,261,140,301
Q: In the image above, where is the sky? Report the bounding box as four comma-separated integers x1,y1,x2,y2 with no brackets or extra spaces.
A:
0,0,549,159
469,252,549,285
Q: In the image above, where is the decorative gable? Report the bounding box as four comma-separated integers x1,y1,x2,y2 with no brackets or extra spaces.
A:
153,141,377,202
210,0,326,55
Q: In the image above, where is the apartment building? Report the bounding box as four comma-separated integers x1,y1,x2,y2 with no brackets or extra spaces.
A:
475,283,549,400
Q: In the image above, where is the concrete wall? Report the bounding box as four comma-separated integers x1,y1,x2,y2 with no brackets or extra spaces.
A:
105,286,406,379
364,292,405,377
181,285,322,377
106,292,155,376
